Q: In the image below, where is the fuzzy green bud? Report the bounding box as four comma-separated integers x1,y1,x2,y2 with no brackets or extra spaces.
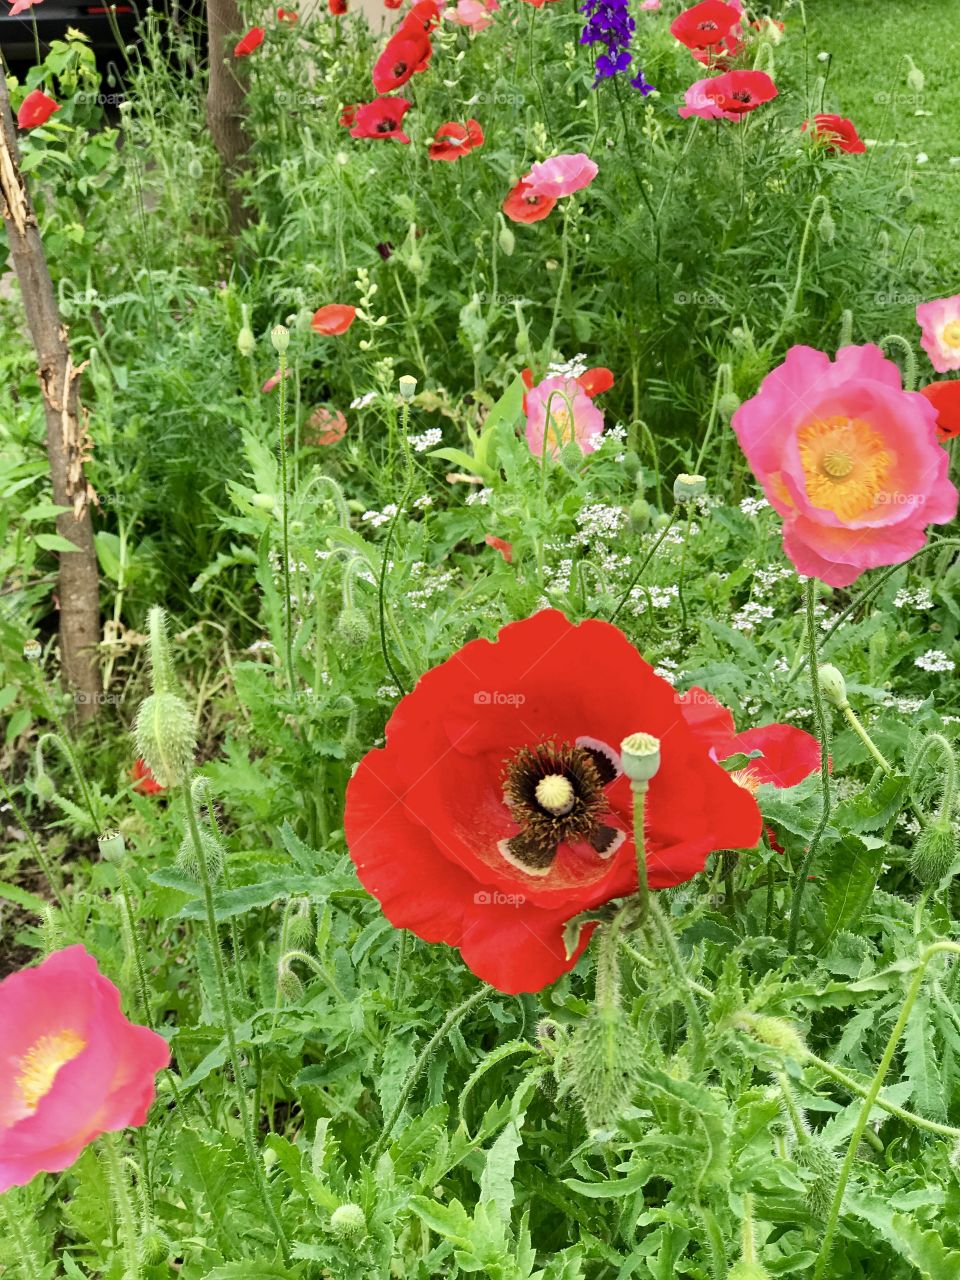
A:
718,391,741,421
497,217,515,257
330,1203,366,1237
727,1265,771,1280
905,56,925,93
673,473,706,503
620,732,661,784
560,440,583,472
568,1008,643,1132
35,770,56,801
398,375,417,401
139,1231,171,1265
628,498,652,532
176,827,225,883
237,326,256,358
911,818,959,885
98,830,127,864
135,692,196,788
251,492,276,511
796,1138,840,1218
271,325,290,355
733,1012,806,1061
620,449,641,479
336,607,370,649
818,209,836,245
277,963,304,1003
817,664,848,709
187,156,203,181
287,900,315,948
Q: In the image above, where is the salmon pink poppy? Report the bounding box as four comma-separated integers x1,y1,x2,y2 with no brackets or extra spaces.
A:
670,0,740,49
305,406,349,445
348,96,413,143
917,295,960,374
919,381,960,441
679,69,777,120
233,25,264,55
502,180,557,224
526,375,604,459
17,90,59,129
8,0,44,15
523,153,598,199
428,118,484,160
484,534,512,562
731,344,958,588
344,610,761,993
311,304,357,335
802,113,866,154
132,758,164,795
373,28,432,92
0,946,169,1192
261,366,293,393
445,0,497,30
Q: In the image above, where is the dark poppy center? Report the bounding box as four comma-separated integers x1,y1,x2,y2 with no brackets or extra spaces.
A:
376,119,395,132
697,19,719,30
732,90,752,102
499,741,622,875
392,60,408,75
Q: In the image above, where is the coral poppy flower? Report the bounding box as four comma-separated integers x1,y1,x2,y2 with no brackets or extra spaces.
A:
518,0,563,7
484,534,512,562
233,25,264,55
526,375,604,459
304,406,348,445
384,0,402,7
578,367,614,397
523,153,598,199
641,0,661,9
311,304,357,335
802,113,866,154
132,758,164,795
261,366,293,393
344,610,761,993
329,0,347,11
502,180,557,224
277,6,298,19
348,97,413,143
671,0,740,48
445,0,497,30
678,688,822,789
917,295,960,374
679,69,777,120
731,344,958,588
0,946,169,1192
373,28,432,92
428,118,484,160
17,90,59,130
8,0,44,15
919,381,960,441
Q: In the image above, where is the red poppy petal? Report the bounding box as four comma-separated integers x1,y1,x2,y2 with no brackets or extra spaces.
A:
577,367,614,397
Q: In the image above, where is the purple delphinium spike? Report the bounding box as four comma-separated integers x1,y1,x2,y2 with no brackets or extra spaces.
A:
580,0,654,91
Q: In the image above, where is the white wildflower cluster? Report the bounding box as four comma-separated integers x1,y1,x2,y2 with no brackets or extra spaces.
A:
407,428,442,453
894,586,934,611
376,684,400,700
883,695,924,714
546,353,588,379
573,503,628,547
413,494,433,509
733,601,775,632
739,496,770,517
630,583,679,614
915,649,955,674
361,503,398,528
350,391,377,409
654,656,680,683
663,523,699,544
465,487,492,506
588,422,628,456
754,566,793,591
544,558,574,594
406,561,457,609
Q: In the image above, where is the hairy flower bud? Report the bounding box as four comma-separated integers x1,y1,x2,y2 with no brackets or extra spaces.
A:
733,1012,806,1061
237,326,256,358
718,391,741,421
277,963,304,1004
818,209,836,244
560,440,584,472
628,498,652,532
135,693,196,788
287,900,315,948
796,1137,839,1218
336,607,370,649
911,818,959,885
727,1265,771,1280
568,1007,643,1132
905,56,925,93
176,827,225,883
817,664,848,709
139,1231,171,1265
498,217,515,257
330,1203,366,1237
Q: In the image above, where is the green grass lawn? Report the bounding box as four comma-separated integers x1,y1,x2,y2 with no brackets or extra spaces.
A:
807,0,960,285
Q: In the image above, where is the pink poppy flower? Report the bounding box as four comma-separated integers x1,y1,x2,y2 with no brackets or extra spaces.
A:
640,1,661,9
484,534,513,562
917,295,960,374
525,375,604,460
445,0,497,30
0,946,169,1193
8,0,43,14
679,70,777,120
17,90,59,130
731,344,958,588
261,366,293,393
523,153,598,200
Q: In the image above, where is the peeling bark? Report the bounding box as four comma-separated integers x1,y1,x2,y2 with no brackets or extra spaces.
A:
205,0,253,232
0,74,102,720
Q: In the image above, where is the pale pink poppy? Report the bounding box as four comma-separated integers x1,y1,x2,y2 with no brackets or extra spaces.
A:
731,343,958,587
8,0,44,15
261,367,293,393
445,0,497,30
305,406,348,446
525,375,604,460
640,0,661,9
916,294,960,374
523,153,598,200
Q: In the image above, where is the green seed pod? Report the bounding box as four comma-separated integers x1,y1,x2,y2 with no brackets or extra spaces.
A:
139,1230,171,1265
911,818,959,885
628,498,652,532
237,326,256,358
271,325,290,355
176,827,225,883
135,692,197,788
330,1203,366,1237
336,608,370,650
673,473,707,503
398,374,418,401
620,732,661,784
718,391,741,420
98,830,127,864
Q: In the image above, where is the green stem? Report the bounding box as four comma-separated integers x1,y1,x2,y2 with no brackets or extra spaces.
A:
0,1193,44,1279
377,403,414,698
392,930,409,1006
630,780,650,922
102,1132,141,1279
645,897,707,1070
840,702,892,774
277,350,294,688
117,866,155,1030
606,512,678,624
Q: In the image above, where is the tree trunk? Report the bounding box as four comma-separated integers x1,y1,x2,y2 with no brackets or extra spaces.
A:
205,0,252,232
0,75,102,721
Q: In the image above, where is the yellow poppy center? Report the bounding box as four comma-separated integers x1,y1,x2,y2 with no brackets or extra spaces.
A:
16,1030,86,1115
797,415,891,520
942,320,960,349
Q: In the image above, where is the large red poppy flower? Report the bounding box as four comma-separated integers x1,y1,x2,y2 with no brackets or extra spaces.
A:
670,0,740,49
17,90,59,129
373,29,432,93
682,69,777,119
428,118,484,161
348,97,413,143
311,304,357,335
233,25,264,55
402,0,441,30
344,611,762,993
677,687,822,789
502,180,557,225
802,113,866,155
919,381,960,441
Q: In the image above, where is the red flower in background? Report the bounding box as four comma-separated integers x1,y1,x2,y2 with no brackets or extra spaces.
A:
329,0,347,12
348,96,413,143
484,534,513,562
311,304,357,335
802,113,866,154
384,0,403,8
340,104,357,127
277,7,298,20
344,611,761,992
919,381,960,441
373,28,432,92
670,0,740,50
132,758,164,795
428,118,484,161
305,406,349,445
679,69,777,120
17,90,59,129
403,0,441,30
502,180,556,224
233,25,264,55
678,687,822,789
520,365,613,412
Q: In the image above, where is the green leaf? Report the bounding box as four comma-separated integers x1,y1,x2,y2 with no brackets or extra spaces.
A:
478,1119,522,1219
564,1162,652,1199
0,879,49,916
849,1195,960,1279
34,532,82,553
832,771,909,833
815,834,887,950
903,994,947,1121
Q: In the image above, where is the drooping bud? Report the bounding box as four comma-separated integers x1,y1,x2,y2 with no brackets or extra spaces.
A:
135,693,196,789
497,214,515,257
277,962,304,1004
176,827,225,883
818,208,836,245
330,1203,366,1237
795,1138,840,1219
905,55,925,93
911,818,959,885
251,492,276,510
567,1007,643,1132
718,391,741,421
336,607,370,649
98,830,127,864
560,440,584,472
817,664,848,709
620,732,661,785
732,1011,806,1061
139,1231,172,1265
287,899,315,948
398,375,418,401
271,324,290,355
673,473,706,503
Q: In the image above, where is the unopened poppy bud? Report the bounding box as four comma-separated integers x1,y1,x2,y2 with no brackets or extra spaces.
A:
905,56,924,93
139,1231,171,1266
498,218,515,257
620,732,661,784
237,326,256,357
727,1265,771,1280
560,440,583,471
98,830,126,864
911,818,958,885
621,449,641,478
251,493,275,511
734,1012,806,1060
330,1203,366,1237
287,901,314,948
277,962,304,1003
176,827,225,883
336,607,370,649
271,325,290,354
629,498,652,532
35,770,56,801
135,692,196,788
817,664,848,709
795,1137,839,1217
673,473,706,503
398,375,417,401
718,391,741,420
187,156,203,180
818,209,836,244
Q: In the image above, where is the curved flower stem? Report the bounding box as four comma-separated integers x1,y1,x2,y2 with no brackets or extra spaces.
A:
606,511,678,624
644,897,707,1071
0,772,77,931
877,333,918,391
787,578,832,953
102,1132,140,1279
910,732,957,819
378,401,415,697
117,864,155,1030
839,701,892,774
546,206,571,359
812,942,960,1280
780,192,829,338
0,1193,44,1279
36,729,100,832
370,985,489,1164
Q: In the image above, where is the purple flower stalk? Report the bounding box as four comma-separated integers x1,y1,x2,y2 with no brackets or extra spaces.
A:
579,0,654,91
